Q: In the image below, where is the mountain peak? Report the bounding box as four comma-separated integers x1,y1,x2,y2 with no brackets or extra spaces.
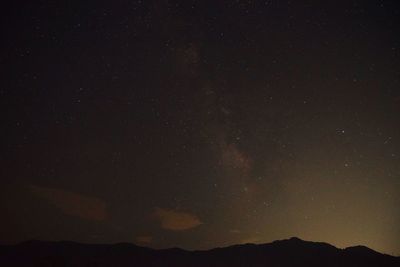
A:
344,245,380,255
288,237,303,242
272,236,306,244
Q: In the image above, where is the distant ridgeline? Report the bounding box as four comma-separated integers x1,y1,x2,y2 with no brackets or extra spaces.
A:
0,237,399,267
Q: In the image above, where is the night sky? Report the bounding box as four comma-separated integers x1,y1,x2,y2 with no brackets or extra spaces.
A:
1,0,400,255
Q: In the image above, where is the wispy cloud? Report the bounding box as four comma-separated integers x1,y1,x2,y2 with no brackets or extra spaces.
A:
153,207,202,231
30,185,107,221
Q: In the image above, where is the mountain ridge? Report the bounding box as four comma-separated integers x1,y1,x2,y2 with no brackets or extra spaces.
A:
1,237,398,266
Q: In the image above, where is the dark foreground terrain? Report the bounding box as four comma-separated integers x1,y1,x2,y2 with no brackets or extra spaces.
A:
0,237,398,267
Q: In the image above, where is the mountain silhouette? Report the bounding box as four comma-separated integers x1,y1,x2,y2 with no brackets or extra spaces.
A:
0,237,398,266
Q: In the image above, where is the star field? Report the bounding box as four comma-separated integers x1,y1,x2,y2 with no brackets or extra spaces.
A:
1,0,400,256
